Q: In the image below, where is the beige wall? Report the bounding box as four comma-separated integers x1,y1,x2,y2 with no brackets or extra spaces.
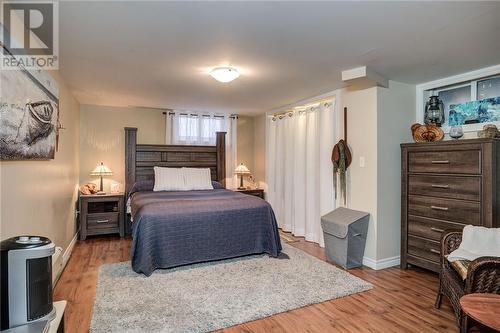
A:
255,82,415,265
253,114,267,189
376,81,415,260
79,105,165,192
341,86,379,260
0,71,80,252
236,116,255,175
80,106,256,191
236,113,267,190
340,82,416,263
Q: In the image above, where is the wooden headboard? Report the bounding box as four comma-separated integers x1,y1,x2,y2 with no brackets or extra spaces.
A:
124,127,226,193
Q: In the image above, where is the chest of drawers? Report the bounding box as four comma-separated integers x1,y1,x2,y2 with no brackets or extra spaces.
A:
401,138,500,272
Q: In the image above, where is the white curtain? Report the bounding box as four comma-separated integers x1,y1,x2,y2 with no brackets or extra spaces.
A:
165,111,238,188
266,101,336,247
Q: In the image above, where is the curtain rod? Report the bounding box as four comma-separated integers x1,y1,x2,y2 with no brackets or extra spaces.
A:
271,97,334,117
162,111,238,119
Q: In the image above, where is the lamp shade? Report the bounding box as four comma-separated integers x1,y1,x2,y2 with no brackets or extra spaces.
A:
90,162,113,176
210,67,240,83
234,163,250,175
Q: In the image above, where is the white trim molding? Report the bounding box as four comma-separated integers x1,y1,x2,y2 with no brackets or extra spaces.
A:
53,232,78,285
268,89,339,115
62,232,78,267
362,255,400,270
416,64,500,133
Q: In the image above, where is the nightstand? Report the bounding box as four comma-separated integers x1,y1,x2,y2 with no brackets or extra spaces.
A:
233,188,265,199
79,193,124,240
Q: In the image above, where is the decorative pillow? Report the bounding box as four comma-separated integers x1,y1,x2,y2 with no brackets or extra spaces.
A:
450,260,470,280
131,179,221,194
128,180,154,195
153,167,186,191
211,181,224,189
183,168,213,190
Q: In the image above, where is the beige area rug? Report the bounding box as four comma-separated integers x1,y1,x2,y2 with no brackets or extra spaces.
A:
91,244,372,333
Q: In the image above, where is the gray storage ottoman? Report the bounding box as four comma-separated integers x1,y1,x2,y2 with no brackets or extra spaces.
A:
321,207,370,269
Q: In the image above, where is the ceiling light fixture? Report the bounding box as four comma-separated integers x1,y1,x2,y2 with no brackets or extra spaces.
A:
209,67,240,83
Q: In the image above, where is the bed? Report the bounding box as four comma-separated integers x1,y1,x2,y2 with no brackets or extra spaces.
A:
124,128,282,276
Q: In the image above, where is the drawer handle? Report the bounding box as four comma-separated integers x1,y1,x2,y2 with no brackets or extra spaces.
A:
430,249,440,254
431,160,450,164
431,205,449,211
430,227,445,233
431,184,449,189
96,219,109,223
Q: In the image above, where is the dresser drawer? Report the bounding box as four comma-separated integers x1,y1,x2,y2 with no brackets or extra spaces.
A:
408,175,481,201
408,195,480,225
408,216,466,242
87,213,119,230
408,235,440,263
408,149,481,174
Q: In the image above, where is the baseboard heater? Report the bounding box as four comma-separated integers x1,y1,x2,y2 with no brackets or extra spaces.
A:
52,246,63,284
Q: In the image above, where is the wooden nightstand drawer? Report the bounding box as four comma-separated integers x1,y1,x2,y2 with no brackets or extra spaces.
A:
234,188,264,199
88,213,119,229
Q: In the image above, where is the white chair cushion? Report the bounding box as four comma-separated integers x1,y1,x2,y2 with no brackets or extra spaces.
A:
448,225,500,262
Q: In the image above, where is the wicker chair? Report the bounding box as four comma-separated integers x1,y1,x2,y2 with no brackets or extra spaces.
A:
435,230,500,333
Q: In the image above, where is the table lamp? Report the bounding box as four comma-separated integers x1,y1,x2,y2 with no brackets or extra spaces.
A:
91,162,113,195
235,163,251,190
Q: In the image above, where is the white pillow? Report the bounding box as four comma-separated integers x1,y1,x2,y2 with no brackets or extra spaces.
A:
153,167,186,191
183,168,214,190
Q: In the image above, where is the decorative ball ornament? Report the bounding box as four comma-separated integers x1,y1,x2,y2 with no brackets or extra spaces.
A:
411,123,445,143
477,124,500,138
449,125,464,139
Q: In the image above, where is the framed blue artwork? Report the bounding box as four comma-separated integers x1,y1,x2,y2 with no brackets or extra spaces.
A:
449,96,500,126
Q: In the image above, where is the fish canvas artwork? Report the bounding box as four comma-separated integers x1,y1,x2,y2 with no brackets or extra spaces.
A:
448,96,500,126
0,47,60,160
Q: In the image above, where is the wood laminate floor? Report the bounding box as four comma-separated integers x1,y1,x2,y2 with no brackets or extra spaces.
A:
54,234,460,333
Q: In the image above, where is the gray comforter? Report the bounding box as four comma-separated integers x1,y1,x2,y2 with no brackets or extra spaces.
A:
130,189,282,276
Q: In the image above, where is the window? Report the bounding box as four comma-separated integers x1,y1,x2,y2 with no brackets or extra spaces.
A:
171,113,227,145
165,111,239,188
417,66,500,132
477,76,500,100
421,72,500,129
437,85,471,123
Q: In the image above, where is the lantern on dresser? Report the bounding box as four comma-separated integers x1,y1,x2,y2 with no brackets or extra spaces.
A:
424,95,445,127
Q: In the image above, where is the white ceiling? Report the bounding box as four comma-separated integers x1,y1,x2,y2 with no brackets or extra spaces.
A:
59,1,500,115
